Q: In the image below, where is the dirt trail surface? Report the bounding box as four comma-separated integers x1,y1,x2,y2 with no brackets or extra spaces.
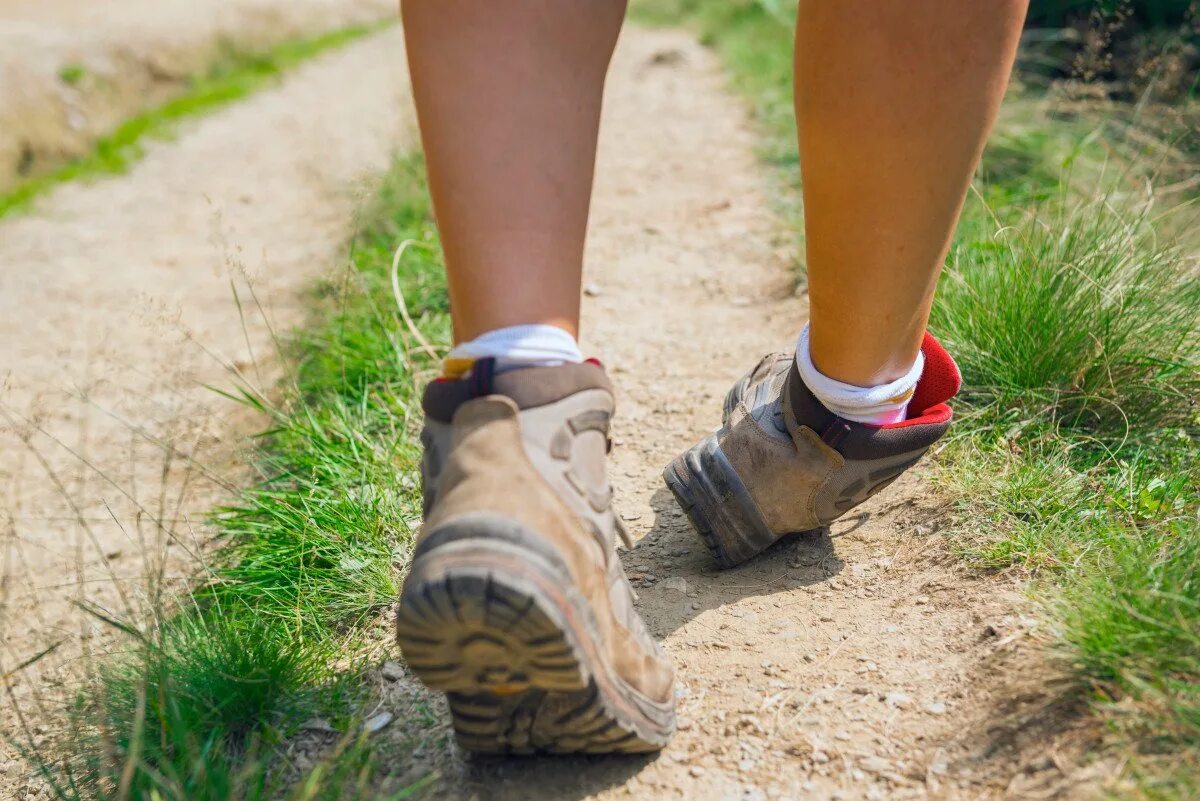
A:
0,24,414,793
0,0,393,190
0,15,1104,801
370,29,1104,801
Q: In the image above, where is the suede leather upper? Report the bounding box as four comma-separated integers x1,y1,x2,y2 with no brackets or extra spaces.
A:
418,365,674,706
719,336,958,535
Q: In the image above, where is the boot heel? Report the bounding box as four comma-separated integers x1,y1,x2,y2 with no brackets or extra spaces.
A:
397,528,674,754
663,434,779,568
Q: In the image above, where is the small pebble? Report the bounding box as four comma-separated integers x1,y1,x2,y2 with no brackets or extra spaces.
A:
364,711,394,733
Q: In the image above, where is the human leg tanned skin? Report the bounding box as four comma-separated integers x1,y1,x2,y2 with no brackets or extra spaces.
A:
667,2,1028,567
396,2,677,756
400,0,626,343
797,0,1029,386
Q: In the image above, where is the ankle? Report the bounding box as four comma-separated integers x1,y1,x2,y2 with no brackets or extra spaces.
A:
794,324,923,425
443,323,583,378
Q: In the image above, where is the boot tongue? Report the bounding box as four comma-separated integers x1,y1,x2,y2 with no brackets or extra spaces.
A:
780,358,843,447
422,361,613,422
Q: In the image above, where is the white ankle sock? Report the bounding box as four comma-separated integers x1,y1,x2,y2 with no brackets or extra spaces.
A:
444,324,583,376
794,324,924,426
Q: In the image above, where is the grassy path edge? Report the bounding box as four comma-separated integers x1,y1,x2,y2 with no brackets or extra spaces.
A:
20,156,448,801
0,20,392,219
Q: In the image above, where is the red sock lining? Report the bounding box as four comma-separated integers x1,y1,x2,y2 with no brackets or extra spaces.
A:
878,332,961,429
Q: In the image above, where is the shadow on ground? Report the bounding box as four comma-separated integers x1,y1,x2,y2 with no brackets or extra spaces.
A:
361,484,861,798
629,485,850,642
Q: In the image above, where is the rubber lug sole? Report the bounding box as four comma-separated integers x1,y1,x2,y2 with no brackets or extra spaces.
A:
664,433,781,569
396,529,674,755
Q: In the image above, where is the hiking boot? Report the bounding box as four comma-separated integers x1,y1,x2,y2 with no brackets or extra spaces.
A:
664,333,961,568
396,360,676,754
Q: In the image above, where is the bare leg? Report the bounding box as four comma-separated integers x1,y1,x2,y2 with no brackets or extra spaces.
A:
796,0,1028,385
397,4,678,756
400,0,627,343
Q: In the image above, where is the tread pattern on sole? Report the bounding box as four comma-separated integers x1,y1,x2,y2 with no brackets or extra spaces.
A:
664,457,733,569
664,435,782,569
397,560,673,755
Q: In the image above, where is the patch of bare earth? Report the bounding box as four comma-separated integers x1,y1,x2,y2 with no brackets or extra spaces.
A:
355,28,1118,801
0,0,393,191
0,24,415,798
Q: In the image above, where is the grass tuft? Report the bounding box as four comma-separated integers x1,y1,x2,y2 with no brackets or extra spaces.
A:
97,615,328,749
933,194,1200,440
58,63,87,87
1063,531,1200,741
56,615,334,801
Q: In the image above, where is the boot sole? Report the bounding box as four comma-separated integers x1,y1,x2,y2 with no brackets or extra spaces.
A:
396,516,675,755
663,434,781,569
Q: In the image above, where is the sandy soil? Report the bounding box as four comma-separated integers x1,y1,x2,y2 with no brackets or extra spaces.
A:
0,0,394,191
0,14,1115,801
0,23,415,796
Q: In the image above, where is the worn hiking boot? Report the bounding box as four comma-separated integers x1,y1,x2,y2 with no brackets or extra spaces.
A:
665,333,961,568
396,360,676,754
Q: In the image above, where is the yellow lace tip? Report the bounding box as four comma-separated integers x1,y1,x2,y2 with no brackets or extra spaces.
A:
441,357,475,380
885,387,916,405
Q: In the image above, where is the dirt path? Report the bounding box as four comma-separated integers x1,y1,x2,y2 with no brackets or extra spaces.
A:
0,17,1098,801
373,28,1096,801
0,25,414,791
0,0,392,191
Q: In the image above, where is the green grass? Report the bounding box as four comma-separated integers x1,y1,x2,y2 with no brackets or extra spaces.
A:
58,63,87,87
30,155,448,801
0,22,390,219
204,159,450,640
634,0,1200,795
1063,530,1200,797
933,195,1200,436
